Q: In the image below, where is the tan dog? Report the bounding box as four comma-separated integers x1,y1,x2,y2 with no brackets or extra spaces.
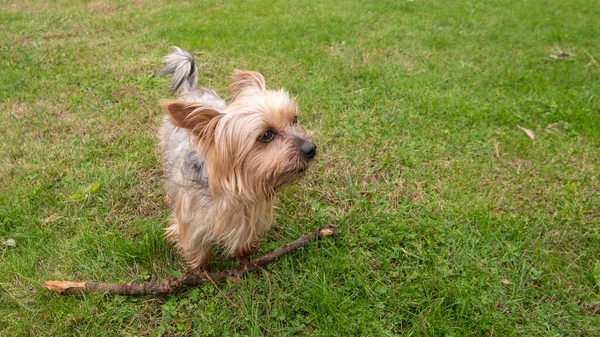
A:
159,47,316,271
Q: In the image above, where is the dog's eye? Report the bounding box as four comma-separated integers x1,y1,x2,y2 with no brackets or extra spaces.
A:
293,116,298,125
258,130,276,142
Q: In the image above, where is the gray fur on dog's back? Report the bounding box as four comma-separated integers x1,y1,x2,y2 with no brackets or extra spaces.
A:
159,47,226,203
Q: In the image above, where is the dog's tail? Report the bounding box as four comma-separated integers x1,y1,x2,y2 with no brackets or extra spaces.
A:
163,47,198,93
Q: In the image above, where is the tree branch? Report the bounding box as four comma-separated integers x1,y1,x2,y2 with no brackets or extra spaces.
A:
44,224,336,296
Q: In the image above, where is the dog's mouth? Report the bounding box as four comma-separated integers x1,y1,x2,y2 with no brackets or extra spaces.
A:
273,162,312,189
281,165,308,178
296,158,315,174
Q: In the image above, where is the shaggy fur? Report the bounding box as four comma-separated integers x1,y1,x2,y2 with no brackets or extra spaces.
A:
159,47,316,271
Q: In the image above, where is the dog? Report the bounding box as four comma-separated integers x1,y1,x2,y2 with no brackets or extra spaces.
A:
159,47,316,271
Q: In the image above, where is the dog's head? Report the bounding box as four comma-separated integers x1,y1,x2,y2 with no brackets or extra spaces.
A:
161,70,315,200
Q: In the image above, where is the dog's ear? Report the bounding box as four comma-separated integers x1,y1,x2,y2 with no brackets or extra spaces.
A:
230,70,266,98
160,100,222,143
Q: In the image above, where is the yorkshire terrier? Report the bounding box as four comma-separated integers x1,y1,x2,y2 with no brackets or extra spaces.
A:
158,47,316,271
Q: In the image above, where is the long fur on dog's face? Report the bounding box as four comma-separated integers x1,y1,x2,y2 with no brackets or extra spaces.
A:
161,70,314,201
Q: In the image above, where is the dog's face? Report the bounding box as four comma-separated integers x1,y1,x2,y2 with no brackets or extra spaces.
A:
161,70,315,200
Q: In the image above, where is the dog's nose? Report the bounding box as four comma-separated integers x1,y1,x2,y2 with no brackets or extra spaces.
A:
300,141,317,159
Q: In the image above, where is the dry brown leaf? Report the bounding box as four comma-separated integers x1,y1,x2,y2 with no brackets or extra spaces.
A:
494,140,501,158
517,125,535,139
2,238,17,247
545,122,565,133
501,278,513,285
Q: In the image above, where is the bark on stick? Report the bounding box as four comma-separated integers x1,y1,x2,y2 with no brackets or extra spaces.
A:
44,225,336,296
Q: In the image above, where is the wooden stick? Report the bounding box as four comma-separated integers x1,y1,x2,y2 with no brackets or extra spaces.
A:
44,225,336,296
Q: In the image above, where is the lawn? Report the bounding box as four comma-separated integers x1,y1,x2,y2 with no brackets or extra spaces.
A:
1,0,599,335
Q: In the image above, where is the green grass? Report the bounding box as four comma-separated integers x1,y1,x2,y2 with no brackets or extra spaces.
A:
1,0,599,335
